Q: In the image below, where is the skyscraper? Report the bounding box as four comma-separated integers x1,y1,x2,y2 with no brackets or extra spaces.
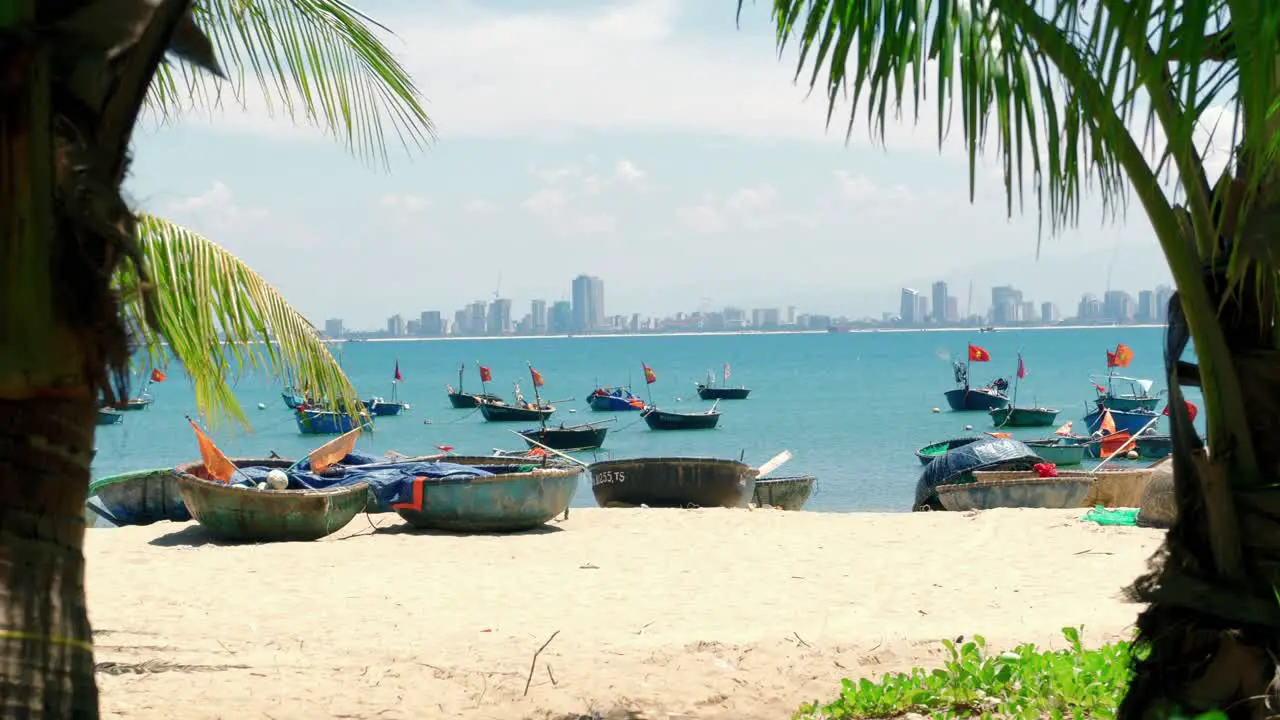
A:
530,300,548,334
931,281,948,324
571,275,605,332
899,288,919,324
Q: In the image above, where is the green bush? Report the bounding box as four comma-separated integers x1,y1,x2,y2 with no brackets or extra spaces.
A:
793,627,1230,719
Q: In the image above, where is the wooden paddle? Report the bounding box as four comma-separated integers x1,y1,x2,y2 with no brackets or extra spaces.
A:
509,430,591,468
755,450,793,478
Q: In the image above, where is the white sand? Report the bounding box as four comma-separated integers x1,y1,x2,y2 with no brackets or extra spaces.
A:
88,508,1164,720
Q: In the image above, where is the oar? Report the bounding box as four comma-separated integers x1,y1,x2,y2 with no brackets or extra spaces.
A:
510,430,590,468
755,450,793,478
1093,415,1161,471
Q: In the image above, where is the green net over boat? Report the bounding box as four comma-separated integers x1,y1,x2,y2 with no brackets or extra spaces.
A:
1081,506,1139,526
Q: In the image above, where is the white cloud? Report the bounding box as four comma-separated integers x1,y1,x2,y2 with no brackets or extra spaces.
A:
677,183,810,234
462,198,497,213
522,186,569,215
615,159,645,182
378,193,430,213
833,171,917,205
162,181,268,232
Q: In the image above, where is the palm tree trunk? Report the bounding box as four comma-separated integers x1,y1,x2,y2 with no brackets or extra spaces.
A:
0,398,99,717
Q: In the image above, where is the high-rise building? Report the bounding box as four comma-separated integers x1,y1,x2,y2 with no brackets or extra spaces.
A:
1136,290,1157,323
1103,290,1134,322
917,294,929,323
1041,302,1059,324
990,285,1023,325
386,314,406,337
571,274,605,332
899,288,920,324
466,301,487,335
1078,293,1103,320
487,298,513,335
530,300,548,334
419,310,444,336
945,296,959,323
931,281,948,323
1155,284,1174,322
323,318,344,339
549,301,572,334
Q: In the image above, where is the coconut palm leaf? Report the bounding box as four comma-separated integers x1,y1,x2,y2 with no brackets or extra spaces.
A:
116,213,360,428
147,0,434,168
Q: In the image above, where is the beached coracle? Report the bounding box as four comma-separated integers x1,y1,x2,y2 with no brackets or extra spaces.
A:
1024,438,1086,466
751,475,816,510
912,437,1042,511
390,457,582,533
936,475,1095,511
85,468,190,526
589,457,757,508
915,437,982,465
175,458,369,542
972,467,1156,508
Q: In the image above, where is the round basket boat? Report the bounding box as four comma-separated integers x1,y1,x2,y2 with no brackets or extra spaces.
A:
175,458,369,543
86,468,190,527
588,457,758,509
751,475,816,510
391,460,582,533
972,467,1154,508
936,476,1094,511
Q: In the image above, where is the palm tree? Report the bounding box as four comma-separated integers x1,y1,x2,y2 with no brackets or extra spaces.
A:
744,0,1280,715
0,0,430,715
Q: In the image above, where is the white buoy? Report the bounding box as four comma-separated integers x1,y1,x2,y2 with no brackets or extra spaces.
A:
257,402,266,410
964,424,974,431
1126,450,1139,460
403,403,411,410
931,407,941,414
255,481,268,490
266,469,289,490
568,408,577,413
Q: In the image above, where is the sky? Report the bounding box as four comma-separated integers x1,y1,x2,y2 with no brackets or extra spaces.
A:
124,0,1216,330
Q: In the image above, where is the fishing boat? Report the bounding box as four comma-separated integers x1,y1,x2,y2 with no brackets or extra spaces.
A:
1024,438,1086,466
294,406,373,435
391,456,582,533
988,354,1059,427
1135,434,1172,460
641,405,721,430
936,475,1094,511
586,385,646,411
589,457,757,508
85,468,191,526
943,344,1010,411
518,423,609,452
695,362,751,400
479,376,557,422
364,361,408,417
915,437,982,465
913,437,1041,510
107,368,165,411
1083,405,1161,436
96,408,124,426
446,362,503,409
752,475,816,510
175,458,369,542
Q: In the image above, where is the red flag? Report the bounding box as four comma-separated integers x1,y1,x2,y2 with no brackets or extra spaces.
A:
394,360,402,382
150,368,167,383
1163,400,1199,423
642,363,657,384
1106,350,1118,368
968,344,991,362
434,444,454,453
479,366,492,383
1093,383,1107,394
1016,353,1026,380
529,366,545,388
187,418,238,483
723,363,731,382
1114,344,1134,367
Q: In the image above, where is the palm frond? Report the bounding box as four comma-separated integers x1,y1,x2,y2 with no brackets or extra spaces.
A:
116,213,360,429
147,0,434,168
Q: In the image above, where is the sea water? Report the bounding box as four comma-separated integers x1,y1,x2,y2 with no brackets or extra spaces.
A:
91,326,1199,512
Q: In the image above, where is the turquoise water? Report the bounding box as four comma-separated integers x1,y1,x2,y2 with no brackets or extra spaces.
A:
91,326,1200,512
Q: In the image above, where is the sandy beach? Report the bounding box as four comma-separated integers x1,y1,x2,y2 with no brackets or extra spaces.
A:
88,508,1164,720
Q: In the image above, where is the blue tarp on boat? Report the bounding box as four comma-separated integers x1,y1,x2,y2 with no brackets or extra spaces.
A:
228,451,510,511
913,437,1041,510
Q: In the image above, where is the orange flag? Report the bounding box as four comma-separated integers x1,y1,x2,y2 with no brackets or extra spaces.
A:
1099,409,1117,435
187,418,238,483
1053,421,1074,436
529,366,545,388
642,363,657,384
1114,344,1134,367
309,427,362,474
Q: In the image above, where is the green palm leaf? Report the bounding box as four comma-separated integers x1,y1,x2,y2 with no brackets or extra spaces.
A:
117,213,360,429
147,0,434,168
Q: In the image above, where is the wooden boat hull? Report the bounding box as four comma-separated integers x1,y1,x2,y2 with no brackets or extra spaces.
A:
974,468,1155,508
1024,441,1086,466
86,468,190,526
915,437,982,465
1135,434,1172,459
294,408,372,435
990,406,1059,427
175,458,368,542
641,408,720,431
752,476,816,510
96,408,124,426
448,391,503,409
518,426,608,451
586,392,645,411
1083,407,1160,435
696,385,751,400
943,387,1009,411
589,457,756,508
366,400,407,417
392,466,582,533
479,402,555,422
937,476,1094,511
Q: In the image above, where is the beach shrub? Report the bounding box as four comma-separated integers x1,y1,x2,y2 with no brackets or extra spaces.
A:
793,627,1230,719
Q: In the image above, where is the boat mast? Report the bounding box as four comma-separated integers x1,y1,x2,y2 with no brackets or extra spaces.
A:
529,364,548,433
457,362,465,394
1011,351,1021,408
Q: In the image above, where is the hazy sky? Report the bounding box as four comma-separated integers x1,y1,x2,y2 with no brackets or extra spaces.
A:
125,0,1210,329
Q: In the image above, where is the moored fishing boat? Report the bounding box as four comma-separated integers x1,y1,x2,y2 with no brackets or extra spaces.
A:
85,468,190,526
1083,406,1160,436
641,405,721,430
695,362,750,400
589,456,757,508
294,406,373,435
586,385,646,411
943,344,1009,411
913,437,1041,510
175,458,369,542
915,437,982,465
990,405,1059,427
446,362,503,409
96,408,124,426
1024,438,1086,466
1135,434,1172,460
364,360,408,417
752,475,816,510
517,423,609,451
390,456,582,533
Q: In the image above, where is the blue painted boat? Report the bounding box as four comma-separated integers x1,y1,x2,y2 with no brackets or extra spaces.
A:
944,358,1010,411
1135,434,1172,460
294,407,373,435
96,408,124,426
1083,406,1161,436
586,385,646,411
365,397,407,417
281,385,320,410
1090,374,1162,412
392,459,583,533
86,468,191,526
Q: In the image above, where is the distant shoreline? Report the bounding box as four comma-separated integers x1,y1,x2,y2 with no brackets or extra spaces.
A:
331,324,1166,344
